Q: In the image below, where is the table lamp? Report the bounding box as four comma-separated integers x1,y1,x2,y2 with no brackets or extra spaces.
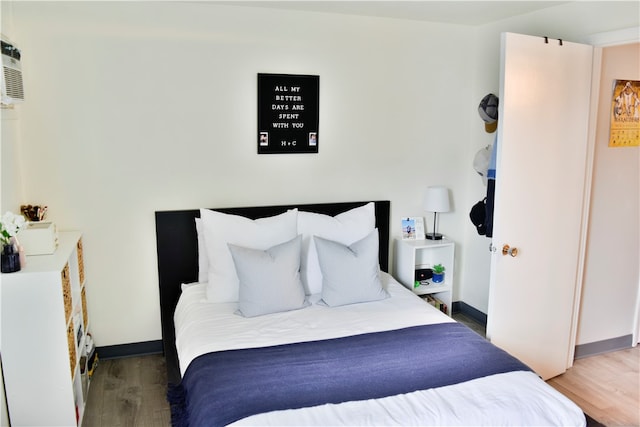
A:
424,186,451,240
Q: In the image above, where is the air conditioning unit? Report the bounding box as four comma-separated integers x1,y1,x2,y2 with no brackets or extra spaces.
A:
1,39,24,104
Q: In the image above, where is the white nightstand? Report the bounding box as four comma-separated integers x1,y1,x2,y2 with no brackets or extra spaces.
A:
393,238,455,315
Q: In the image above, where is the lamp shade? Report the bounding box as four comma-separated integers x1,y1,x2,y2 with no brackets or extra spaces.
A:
424,186,451,213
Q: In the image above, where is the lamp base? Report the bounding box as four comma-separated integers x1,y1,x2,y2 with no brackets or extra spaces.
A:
426,233,444,240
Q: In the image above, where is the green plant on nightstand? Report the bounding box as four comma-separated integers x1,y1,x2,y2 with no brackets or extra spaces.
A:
432,263,445,283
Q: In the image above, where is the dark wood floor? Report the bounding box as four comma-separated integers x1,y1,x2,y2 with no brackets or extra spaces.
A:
83,353,171,426
452,311,486,337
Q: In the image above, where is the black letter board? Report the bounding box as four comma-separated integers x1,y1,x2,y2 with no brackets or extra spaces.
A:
257,73,319,154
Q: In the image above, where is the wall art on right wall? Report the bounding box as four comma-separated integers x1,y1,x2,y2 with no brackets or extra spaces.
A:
609,79,639,147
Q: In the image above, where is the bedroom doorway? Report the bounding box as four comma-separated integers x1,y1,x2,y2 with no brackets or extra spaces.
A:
485,32,595,380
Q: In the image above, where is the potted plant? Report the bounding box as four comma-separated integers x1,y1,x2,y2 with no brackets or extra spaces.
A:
432,263,445,283
1,211,26,273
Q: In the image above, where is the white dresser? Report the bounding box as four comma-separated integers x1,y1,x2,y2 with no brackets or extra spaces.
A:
1,232,91,426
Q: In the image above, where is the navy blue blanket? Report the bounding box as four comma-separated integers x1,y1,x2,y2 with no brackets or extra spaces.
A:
168,322,531,426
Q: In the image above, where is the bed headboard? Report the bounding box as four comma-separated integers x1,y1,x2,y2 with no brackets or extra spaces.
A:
155,200,391,384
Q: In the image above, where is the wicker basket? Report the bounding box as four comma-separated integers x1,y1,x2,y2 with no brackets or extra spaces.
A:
66,320,76,379
81,287,88,330
61,263,72,323
77,239,85,285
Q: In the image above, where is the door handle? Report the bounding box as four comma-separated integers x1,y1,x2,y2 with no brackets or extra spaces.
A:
502,244,518,257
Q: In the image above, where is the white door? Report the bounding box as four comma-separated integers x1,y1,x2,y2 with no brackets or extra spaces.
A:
486,33,594,380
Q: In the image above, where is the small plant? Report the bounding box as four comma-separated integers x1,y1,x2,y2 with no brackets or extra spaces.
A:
432,264,445,274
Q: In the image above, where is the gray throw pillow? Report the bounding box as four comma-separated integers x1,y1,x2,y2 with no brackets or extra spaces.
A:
314,229,388,307
228,235,309,317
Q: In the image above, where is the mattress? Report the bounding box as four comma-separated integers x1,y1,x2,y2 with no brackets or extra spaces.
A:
174,272,453,376
173,272,585,426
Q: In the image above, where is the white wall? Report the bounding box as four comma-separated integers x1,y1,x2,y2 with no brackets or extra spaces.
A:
578,43,639,345
2,1,475,346
1,1,638,349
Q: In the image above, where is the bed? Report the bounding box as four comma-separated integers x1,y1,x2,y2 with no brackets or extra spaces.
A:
155,200,585,426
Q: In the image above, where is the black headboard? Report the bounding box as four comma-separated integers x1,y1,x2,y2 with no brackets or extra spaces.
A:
155,200,391,384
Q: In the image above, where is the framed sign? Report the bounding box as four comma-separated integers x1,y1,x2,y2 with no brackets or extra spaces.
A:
257,73,319,154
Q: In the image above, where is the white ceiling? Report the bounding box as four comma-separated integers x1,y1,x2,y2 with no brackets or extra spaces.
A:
213,1,571,26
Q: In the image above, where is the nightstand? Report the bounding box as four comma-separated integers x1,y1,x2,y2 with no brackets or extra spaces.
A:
393,238,454,315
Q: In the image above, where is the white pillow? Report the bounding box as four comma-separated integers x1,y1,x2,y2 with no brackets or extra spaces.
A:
314,229,388,307
195,218,208,283
228,235,308,317
298,202,375,295
200,208,298,302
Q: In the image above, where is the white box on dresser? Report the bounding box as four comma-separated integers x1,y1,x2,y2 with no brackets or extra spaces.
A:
1,231,90,426
18,221,58,255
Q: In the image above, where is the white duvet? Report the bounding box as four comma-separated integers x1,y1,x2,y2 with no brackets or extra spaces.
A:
174,273,586,426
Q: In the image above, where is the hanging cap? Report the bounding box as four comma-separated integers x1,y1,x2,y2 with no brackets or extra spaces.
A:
478,94,499,133
469,199,487,235
473,145,491,186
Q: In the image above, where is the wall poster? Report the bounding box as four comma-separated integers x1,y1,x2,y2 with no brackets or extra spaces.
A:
609,79,639,147
257,73,319,154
